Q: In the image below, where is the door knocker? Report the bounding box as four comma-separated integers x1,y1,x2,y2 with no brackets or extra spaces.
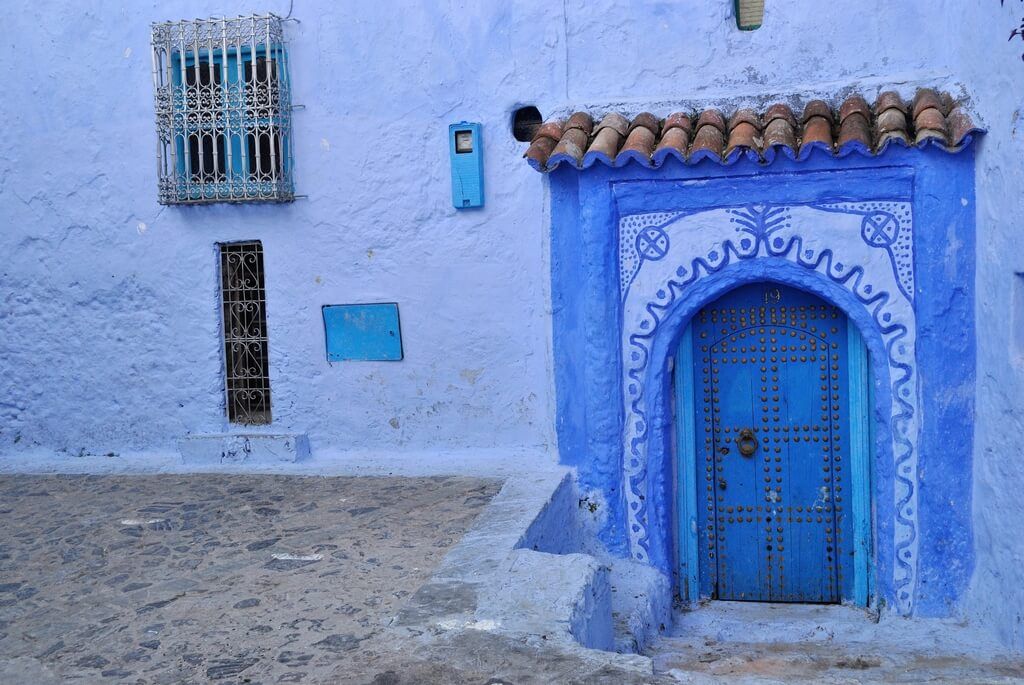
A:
736,428,758,457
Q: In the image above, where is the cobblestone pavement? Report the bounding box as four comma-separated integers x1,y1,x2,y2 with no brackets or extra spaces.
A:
0,474,501,684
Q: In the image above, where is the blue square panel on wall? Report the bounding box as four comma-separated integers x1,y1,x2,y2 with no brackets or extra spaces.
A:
322,303,403,361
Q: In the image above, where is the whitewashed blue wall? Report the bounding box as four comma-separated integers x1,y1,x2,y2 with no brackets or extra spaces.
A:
1,0,1022,647
960,2,1024,652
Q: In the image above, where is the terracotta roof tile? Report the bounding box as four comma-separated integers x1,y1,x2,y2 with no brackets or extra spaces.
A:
725,121,760,156
801,115,833,149
523,89,983,172
876,106,908,135
729,108,762,132
912,89,946,118
524,135,558,168
764,103,797,128
947,106,977,145
801,100,833,124
839,95,872,123
543,112,594,167
594,112,629,136
628,112,660,135
875,106,910,148
874,91,907,115
652,112,692,164
653,126,691,163
564,111,594,135
690,120,725,158
532,120,564,142
585,114,628,163
618,124,658,164
663,112,693,134
914,106,947,133
524,119,562,167
915,128,948,146
696,109,727,133
838,112,871,149
938,91,955,115
763,116,797,151
549,126,589,166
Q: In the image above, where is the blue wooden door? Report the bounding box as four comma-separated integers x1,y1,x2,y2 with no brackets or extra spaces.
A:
692,283,854,603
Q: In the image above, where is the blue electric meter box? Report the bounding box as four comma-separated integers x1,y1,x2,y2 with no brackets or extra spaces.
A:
449,122,484,208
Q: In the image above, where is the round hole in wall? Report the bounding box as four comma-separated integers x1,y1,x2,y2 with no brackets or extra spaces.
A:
512,106,543,142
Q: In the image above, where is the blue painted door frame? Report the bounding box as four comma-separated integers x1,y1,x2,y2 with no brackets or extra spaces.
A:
549,149,976,614
674,282,873,606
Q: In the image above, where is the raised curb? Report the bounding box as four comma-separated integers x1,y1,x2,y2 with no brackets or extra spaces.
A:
391,468,661,678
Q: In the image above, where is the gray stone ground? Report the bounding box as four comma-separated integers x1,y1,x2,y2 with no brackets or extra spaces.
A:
0,474,502,684
4,474,1024,685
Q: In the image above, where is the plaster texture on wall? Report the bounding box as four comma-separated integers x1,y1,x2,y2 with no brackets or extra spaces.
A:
0,1,565,467
0,0,974,469
961,2,1024,652
0,0,1022,650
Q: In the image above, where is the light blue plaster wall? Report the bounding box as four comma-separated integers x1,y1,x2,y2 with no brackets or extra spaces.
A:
958,2,1024,653
0,1,567,464
0,0,1022,647
0,2,966,458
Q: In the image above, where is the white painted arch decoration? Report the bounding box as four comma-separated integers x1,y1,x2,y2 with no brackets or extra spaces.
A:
619,202,920,614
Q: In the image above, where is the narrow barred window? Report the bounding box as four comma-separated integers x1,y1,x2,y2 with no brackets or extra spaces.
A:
219,241,271,424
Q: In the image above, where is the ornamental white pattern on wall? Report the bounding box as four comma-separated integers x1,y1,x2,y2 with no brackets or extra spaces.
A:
618,202,920,614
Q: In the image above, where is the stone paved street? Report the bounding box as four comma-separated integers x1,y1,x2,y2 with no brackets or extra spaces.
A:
0,475,500,684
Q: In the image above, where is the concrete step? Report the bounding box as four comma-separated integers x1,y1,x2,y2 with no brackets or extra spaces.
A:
610,557,673,654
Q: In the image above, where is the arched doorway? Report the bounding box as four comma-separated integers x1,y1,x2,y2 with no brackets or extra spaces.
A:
674,282,873,605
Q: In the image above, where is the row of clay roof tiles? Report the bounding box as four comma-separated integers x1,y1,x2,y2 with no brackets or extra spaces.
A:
524,89,982,172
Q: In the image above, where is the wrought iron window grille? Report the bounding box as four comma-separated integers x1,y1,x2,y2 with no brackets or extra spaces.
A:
151,15,295,204
219,241,272,425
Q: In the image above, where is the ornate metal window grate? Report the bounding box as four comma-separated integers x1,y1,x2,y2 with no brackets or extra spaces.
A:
151,15,295,204
219,241,272,425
